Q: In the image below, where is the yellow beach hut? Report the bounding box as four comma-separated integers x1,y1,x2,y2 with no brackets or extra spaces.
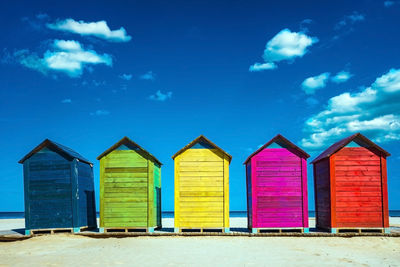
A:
172,135,231,233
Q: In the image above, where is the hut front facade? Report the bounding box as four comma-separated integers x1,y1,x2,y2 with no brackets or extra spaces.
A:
244,134,310,233
172,135,231,233
312,133,390,233
97,137,162,233
19,139,96,235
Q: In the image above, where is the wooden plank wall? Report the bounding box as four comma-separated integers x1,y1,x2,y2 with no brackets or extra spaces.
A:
314,158,331,229
25,148,73,229
154,164,162,227
334,147,384,228
175,148,226,229
246,162,252,229
77,161,97,228
252,148,303,228
100,150,149,228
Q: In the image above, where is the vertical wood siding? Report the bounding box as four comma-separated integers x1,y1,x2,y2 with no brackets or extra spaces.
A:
101,150,149,227
252,148,304,228
77,161,97,228
25,149,73,229
246,162,252,229
175,148,227,228
334,147,384,228
154,164,162,227
314,158,331,229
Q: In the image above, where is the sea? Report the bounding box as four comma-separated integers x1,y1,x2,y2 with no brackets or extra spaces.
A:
1,211,400,219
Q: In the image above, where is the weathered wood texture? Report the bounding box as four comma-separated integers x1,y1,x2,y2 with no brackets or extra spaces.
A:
21,145,96,231
246,162,252,229
314,158,331,229
246,146,309,228
313,134,390,230
174,139,230,229
334,147,384,228
99,143,161,229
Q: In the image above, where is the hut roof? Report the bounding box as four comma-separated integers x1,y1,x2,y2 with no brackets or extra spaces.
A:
311,133,391,164
244,134,310,164
172,135,232,162
97,136,162,165
18,139,92,164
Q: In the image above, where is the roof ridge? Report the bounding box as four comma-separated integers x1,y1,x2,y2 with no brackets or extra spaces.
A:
18,139,92,164
244,134,310,164
96,137,162,165
171,135,232,162
311,133,390,164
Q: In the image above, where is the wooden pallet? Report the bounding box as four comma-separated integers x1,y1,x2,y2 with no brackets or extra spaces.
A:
252,228,306,234
175,228,229,233
28,226,92,235
333,228,386,234
101,227,154,233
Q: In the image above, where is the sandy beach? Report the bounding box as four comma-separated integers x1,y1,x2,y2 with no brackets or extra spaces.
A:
1,217,400,266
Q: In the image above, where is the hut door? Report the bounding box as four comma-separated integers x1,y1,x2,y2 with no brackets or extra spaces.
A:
254,148,303,228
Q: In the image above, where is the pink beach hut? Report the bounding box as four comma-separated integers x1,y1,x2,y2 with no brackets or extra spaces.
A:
244,134,310,233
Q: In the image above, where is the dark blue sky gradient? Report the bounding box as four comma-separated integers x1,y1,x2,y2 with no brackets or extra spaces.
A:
1,0,399,211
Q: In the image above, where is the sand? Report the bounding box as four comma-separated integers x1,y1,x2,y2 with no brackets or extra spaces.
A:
1,217,400,266
1,234,400,266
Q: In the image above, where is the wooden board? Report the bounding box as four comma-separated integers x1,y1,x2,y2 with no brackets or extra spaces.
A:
251,148,304,228
333,147,384,228
100,149,157,228
175,148,228,229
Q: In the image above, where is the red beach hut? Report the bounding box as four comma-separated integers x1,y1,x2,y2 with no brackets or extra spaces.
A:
312,133,390,233
244,134,310,233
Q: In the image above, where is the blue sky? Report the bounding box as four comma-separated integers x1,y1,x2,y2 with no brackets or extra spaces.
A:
1,0,400,211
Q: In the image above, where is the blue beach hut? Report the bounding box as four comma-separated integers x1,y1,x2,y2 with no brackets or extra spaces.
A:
19,139,97,235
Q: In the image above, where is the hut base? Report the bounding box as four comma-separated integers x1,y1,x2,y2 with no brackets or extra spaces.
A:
174,227,229,233
251,227,306,234
100,227,155,233
330,228,387,234
27,226,92,235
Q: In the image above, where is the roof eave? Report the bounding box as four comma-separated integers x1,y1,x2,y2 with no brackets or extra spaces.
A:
243,134,310,164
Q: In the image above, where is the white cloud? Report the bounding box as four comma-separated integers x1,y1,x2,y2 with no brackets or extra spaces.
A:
61,98,72,103
301,68,400,149
373,68,400,92
301,72,330,94
15,39,112,77
335,12,365,30
249,62,277,72
249,29,318,71
149,90,172,101
331,71,352,83
263,29,318,62
140,71,155,80
55,40,82,51
90,110,110,116
47,18,131,42
119,73,132,80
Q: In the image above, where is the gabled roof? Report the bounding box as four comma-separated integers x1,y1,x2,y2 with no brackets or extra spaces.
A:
97,136,162,165
311,133,391,164
172,135,232,162
244,134,310,164
18,139,92,164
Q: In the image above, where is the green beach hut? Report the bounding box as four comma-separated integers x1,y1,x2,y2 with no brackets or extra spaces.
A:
97,137,162,233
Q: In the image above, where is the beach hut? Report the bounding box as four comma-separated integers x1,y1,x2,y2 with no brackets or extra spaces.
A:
244,134,310,233
312,133,390,233
19,139,96,235
97,137,162,233
172,135,231,233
